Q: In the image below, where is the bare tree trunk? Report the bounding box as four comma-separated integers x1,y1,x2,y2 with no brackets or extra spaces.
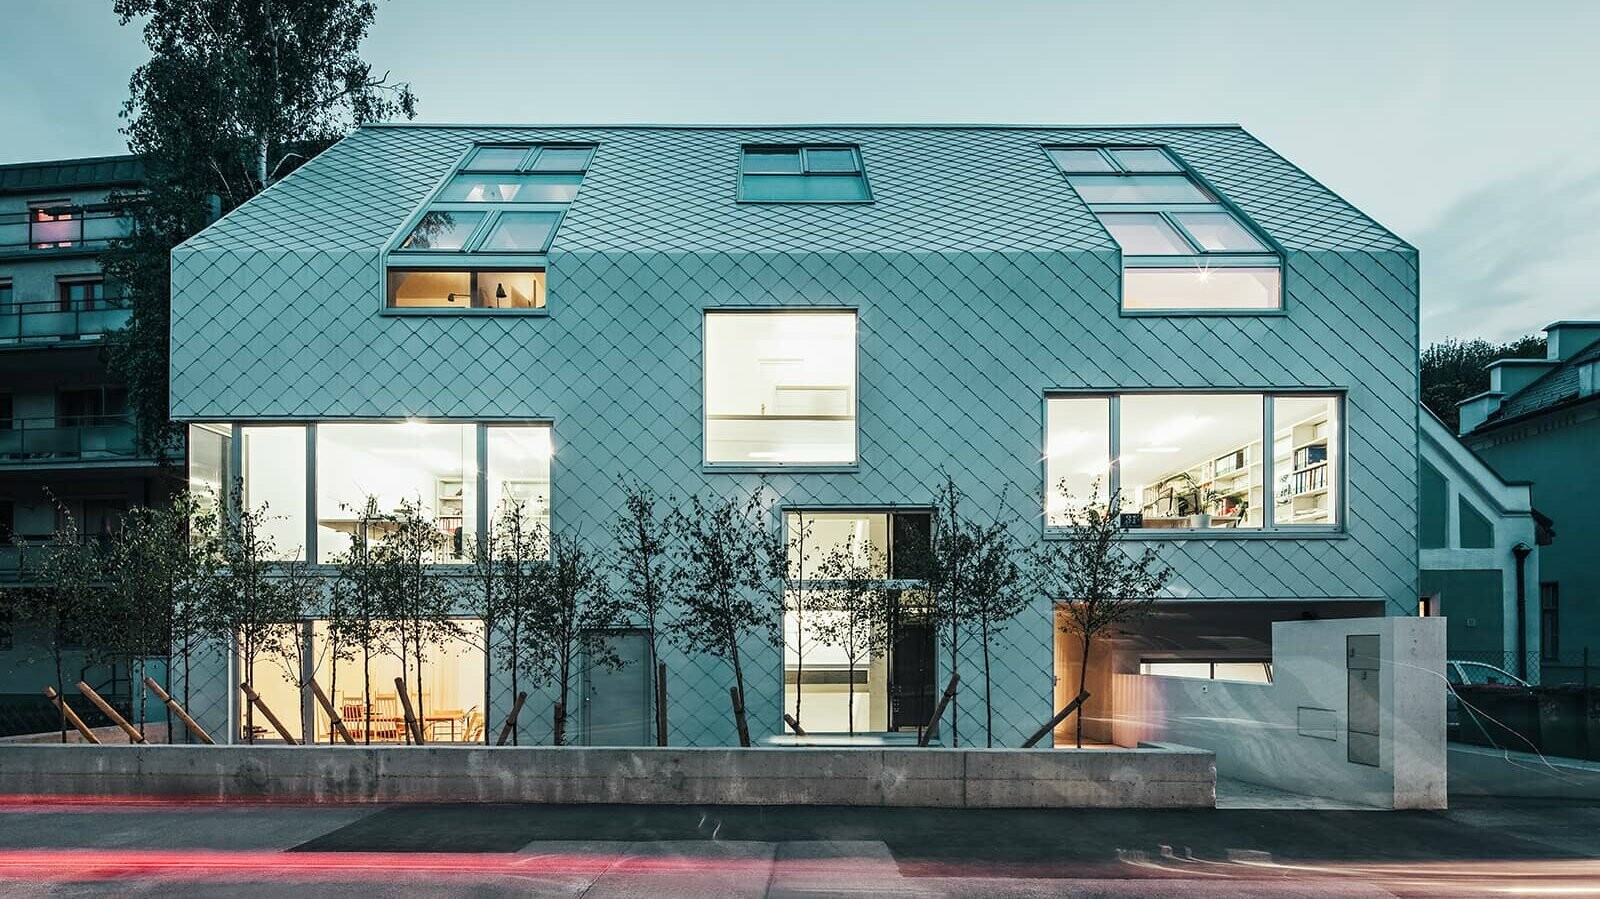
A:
847,657,856,735
556,651,571,746
244,647,255,745
983,621,993,748
1076,632,1091,749
362,642,372,746
728,615,749,746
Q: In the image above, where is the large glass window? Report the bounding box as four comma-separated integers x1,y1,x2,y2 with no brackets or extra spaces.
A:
316,422,478,563
1045,393,1342,531
740,145,871,203
704,311,856,466
1122,394,1264,530
241,426,307,561
387,270,546,310
1046,145,1281,312
186,423,232,518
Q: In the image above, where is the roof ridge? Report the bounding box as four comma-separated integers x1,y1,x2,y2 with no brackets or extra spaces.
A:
357,122,1248,132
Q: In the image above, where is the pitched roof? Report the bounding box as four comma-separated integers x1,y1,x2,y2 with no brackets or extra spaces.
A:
178,124,1411,256
0,154,143,196
1489,337,1600,423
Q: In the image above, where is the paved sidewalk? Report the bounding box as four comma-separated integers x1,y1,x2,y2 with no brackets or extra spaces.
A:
0,798,1598,897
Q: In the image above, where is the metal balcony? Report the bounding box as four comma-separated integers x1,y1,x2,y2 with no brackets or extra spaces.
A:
0,300,131,345
0,205,133,258
0,415,147,466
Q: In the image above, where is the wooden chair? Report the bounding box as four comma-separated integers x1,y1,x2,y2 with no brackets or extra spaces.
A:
371,694,400,741
462,710,485,744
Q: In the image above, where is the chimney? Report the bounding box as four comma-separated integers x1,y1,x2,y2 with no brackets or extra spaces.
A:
1457,391,1503,436
1544,321,1600,362
1488,358,1559,395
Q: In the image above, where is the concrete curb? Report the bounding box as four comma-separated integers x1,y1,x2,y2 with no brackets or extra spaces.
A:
0,743,1216,808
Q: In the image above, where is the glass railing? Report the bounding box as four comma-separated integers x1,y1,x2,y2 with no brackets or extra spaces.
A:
0,205,134,254
0,415,144,465
0,300,131,343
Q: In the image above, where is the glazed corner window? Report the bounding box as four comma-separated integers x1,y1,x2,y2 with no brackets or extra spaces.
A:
1046,145,1282,312
1044,392,1341,531
740,145,871,203
387,270,546,310
704,310,856,465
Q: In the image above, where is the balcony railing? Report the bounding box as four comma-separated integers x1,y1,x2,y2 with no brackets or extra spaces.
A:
0,300,131,344
0,205,134,255
0,415,146,466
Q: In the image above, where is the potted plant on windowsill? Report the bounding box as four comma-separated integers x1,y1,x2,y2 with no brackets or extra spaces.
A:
1169,473,1222,529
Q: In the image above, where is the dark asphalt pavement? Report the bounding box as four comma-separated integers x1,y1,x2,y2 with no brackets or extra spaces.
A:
1,797,1598,896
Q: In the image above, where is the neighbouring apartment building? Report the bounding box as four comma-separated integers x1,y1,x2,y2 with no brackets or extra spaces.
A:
166,124,1420,747
0,154,174,715
1459,321,1600,684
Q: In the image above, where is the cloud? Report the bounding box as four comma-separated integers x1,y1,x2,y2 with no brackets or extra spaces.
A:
1416,166,1600,344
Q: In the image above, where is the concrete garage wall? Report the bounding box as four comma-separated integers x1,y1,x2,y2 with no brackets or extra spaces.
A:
0,744,1214,808
1111,616,1446,809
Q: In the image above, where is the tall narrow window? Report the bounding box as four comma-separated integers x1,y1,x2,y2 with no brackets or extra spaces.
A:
1272,395,1339,527
241,426,308,561
1046,146,1281,312
1540,582,1559,661
704,311,856,466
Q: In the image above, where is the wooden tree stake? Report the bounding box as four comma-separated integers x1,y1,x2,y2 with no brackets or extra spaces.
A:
75,681,145,744
308,679,354,745
394,677,424,745
655,662,668,747
1022,690,1091,749
783,713,807,737
240,683,299,745
144,676,214,745
496,691,528,746
917,672,961,747
42,686,99,744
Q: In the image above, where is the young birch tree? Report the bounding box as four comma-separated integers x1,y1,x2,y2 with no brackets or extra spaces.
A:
611,479,675,744
12,505,104,742
328,497,388,744
812,537,891,735
375,498,459,737
1032,482,1174,748
669,491,782,747
960,519,1025,748
212,492,300,743
530,534,618,745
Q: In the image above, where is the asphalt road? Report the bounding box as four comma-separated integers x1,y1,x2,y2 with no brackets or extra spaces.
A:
1,797,1598,897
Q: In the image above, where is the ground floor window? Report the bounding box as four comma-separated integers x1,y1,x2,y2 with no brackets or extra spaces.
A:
245,618,486,744
782,509,934,735
1139,659,1273,684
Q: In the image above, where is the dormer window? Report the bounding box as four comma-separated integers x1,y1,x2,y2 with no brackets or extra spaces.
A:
1047,145,1282,313
739,144,871,203
387,143,594,312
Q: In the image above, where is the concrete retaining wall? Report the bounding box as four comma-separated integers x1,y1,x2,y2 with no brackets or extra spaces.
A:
0,743,1215,808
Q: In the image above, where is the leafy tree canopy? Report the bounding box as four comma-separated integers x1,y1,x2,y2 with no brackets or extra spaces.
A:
1421,335,1546,431
104,0,417,453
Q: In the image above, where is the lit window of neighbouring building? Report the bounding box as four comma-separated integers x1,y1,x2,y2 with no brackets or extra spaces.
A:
704,310,856,466
1044,392,1340,531
1046,145,1281,312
